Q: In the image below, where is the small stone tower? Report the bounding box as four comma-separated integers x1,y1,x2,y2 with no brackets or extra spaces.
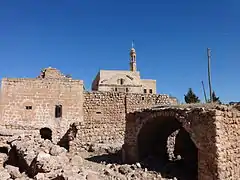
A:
130,41,137,71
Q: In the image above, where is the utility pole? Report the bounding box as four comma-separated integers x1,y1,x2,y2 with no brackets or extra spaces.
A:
201,81,208,103
207,48,213,103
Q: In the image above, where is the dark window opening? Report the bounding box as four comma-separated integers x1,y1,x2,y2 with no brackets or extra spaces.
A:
149,89,153,94
120,78,124,85
144,89,147,93
96,111,101,114
115,88,118,92
40,128,52,141
126,88,129,92
25,106,32,110
142,97,145,100
55,105,62,118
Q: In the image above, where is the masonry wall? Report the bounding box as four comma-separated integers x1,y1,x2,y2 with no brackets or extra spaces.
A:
71,91,178,150
121,105,240,180
122,107,219,180
0,78,84,142
215,108,240,179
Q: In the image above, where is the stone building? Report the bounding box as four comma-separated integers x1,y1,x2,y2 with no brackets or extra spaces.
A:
92,45,156,94
1,59,240,179
0,67,84,142
0,66,176,143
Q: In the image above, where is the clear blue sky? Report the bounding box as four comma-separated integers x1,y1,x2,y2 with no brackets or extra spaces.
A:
0,0,239,103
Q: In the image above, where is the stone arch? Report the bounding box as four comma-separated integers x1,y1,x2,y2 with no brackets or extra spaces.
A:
136,110,198,180
136,110,199,149
40,127,52,141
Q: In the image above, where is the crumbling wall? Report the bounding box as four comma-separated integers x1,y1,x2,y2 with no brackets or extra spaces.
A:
122,106,220,180
122,105,240,180
71,91,177,151
0,78,84,142
215,107,240,179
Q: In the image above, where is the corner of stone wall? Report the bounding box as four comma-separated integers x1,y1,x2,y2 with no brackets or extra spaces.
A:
214,107,240,179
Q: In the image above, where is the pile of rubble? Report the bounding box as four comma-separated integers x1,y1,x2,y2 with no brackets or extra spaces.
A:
0,134,100,180
0,133,178,180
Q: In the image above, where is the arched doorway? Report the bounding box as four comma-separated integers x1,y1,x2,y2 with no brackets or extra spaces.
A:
40,127,52,141
137,116,198,180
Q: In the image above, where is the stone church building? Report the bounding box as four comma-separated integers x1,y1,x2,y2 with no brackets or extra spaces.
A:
92,46,156,94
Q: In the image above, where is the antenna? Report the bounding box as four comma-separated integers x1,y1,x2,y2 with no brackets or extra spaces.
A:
207,48,213,103
132,40,135,48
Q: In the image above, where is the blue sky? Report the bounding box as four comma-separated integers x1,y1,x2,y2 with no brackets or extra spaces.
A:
0,0,239,103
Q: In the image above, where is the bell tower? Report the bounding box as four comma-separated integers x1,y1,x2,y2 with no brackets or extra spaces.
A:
130,41,137,71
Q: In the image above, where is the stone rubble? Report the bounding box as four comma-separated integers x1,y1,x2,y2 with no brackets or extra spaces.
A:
0,133,178,180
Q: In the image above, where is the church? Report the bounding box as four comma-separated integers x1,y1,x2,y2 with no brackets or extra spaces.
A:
91,44,157,94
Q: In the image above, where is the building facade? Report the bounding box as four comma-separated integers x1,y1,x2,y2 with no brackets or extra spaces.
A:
0,67,84,141
92,46,157,94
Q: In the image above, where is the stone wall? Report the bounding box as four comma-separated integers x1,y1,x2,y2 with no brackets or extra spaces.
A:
122,105,240,180
0,78,84,142
71,91,178,150
122,106,218,179
215,107,240,179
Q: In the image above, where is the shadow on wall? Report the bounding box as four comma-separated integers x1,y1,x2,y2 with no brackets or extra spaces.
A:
124,113,198,180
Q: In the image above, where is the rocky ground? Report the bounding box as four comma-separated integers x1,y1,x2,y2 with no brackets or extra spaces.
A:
0,133,179,180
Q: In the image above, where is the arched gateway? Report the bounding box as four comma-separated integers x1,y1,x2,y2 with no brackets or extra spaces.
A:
123,105,238,180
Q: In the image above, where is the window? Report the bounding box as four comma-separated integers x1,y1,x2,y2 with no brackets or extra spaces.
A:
120,78,124,85
55,105,62,118
126,88,129,92
142,97,145,100
149,89,153,94
115,87,118,92
144,89,147,93
25,106,32,110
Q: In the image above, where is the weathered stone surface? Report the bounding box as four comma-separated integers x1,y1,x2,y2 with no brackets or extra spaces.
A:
34,173,46,180
1,135,91,180
0,168,11,179
122,104,240,180
86,172,99,180
118,165,132,175
0,68,84,144
5,165,22,179
70,91,176,154
69,155,83,167
49,144,67,156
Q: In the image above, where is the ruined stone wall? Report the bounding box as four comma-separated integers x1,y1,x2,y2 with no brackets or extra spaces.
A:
0,78,84,142
121,105,240,180
122,107,219,179
215,107,240,179
71,91,178,150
